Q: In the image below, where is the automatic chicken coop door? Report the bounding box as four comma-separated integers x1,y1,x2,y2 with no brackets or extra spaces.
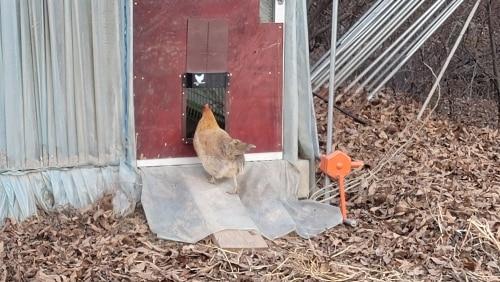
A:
182,18,230,143
133,0,343,246
134,0,283,164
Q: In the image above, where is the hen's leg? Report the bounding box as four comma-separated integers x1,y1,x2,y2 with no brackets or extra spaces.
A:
232,176,239,194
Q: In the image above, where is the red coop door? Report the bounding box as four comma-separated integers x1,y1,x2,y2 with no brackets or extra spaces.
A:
134,0,283,160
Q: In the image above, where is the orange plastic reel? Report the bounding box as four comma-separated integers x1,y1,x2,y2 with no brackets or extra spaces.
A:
320,151,363,221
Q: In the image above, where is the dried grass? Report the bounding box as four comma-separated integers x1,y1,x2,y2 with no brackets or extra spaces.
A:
0,93,498,281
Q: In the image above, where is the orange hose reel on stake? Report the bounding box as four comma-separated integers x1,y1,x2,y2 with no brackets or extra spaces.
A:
319,151,363,224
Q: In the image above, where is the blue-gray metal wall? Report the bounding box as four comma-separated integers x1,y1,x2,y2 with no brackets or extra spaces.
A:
0,0,137,223
283,0,320,189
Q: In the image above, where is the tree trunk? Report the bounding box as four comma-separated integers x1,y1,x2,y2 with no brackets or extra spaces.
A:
486,0,500,126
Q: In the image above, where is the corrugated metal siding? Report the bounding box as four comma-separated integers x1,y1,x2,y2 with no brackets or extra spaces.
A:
0,0,125,172
0,0,138,223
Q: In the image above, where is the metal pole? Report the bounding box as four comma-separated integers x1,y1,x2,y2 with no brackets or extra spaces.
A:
417,0,482,119
325,0,339,190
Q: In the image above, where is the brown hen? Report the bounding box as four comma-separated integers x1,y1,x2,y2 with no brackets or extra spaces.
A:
193,104,255,194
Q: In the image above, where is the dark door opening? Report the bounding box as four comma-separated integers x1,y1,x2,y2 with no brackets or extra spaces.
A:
182,72,230,143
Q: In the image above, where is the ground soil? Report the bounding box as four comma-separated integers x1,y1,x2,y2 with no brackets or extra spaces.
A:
1,92,498,281
1,3,499,280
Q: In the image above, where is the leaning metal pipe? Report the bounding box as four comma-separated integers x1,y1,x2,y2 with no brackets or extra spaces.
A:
311,0,395,85
417,0,482,119
311,2,390,87
335,0,416,72
334,0,396,58
364,0,459,91
365,1,463,97
328,0,404,74
334,0,425,87
310,0,388,81
313,0,415,91
311,51,331,81
365,0,466,99
337,0,388,48
344,0,448,93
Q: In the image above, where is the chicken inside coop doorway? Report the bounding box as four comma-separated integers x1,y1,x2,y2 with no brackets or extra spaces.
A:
181,18,230,144
182,72,230,143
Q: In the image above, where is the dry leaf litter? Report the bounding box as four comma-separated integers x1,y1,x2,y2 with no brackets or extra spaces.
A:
0,93,499,281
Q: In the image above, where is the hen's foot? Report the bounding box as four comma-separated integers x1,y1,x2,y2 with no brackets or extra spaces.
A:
225,189,238,195
208,176,216,184
225,176,239,194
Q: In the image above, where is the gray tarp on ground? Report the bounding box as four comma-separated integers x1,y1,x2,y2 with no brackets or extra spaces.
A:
141,160,342,243
0,0,138,223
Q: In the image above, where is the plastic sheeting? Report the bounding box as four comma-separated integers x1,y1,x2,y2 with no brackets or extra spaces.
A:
141,160,342,243
0,0,138,223
283,0,320,191
0,164,138,221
